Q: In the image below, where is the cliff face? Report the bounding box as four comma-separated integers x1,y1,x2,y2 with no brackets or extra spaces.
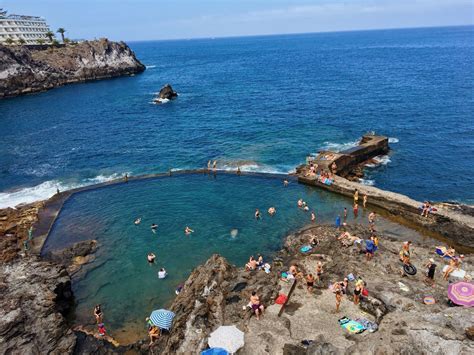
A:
0,257,76,354
0,39,145,98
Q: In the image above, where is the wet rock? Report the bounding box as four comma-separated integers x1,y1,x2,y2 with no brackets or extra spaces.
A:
154,84,178,103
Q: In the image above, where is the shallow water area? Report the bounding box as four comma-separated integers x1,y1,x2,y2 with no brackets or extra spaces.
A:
45,173,359,343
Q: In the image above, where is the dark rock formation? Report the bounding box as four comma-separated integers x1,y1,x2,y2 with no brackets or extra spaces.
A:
0,39,145,98
154,84,178,103
0,257,76,354
151,254,280,353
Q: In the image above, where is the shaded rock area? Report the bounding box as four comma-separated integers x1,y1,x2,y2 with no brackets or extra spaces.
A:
0,39,145,98
0,257,76,354
44,239,98,276
154,83,178,103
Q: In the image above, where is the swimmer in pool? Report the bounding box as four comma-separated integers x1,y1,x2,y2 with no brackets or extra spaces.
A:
147,253,156,263
151,223,158,231
184,226,194,235
268,207,276,216
283,180,289,187
255,209,261,220
134,218,141,225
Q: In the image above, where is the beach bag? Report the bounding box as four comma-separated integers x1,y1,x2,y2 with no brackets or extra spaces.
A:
275,294,287,305
362,289,369,297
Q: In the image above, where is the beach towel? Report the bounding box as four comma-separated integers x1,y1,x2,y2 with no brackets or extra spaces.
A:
442,265,467,279
354,318,378,333
338,317,366,334
347,273,355,281
300,245,312,253
423,296,436,305
435,247,453,259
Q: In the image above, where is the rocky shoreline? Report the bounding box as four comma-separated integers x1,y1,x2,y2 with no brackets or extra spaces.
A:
0,39,145,98
1,180,473,354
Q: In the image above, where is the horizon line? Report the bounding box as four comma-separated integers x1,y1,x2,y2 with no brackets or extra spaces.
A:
124,23,473,43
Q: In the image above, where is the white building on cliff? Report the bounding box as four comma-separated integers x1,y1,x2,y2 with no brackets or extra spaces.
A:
0,9,51,45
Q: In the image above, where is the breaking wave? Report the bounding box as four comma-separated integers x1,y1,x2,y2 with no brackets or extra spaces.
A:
388,137,399,143
359,178,375,186
0,173,125,209
318,140,359,153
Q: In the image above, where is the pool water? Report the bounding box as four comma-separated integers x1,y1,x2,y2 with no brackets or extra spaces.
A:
44,173,359,342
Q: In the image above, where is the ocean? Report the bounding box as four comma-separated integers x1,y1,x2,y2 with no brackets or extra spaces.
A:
1,26,473,207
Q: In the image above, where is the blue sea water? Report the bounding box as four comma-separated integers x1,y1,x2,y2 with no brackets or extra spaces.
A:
44,173,355,342
0,25,473,207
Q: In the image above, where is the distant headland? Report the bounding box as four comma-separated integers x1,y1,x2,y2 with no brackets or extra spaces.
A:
0,38,145,98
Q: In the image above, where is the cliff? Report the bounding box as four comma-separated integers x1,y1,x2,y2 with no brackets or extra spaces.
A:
0,39,145,98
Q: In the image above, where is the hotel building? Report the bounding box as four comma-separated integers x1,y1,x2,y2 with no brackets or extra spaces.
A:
0,9,51,45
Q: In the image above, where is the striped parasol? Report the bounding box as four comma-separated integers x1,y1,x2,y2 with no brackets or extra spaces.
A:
149,309,175,330
448,281,474,307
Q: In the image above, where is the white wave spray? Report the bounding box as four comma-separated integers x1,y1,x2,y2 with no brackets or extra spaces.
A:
0,173,124,209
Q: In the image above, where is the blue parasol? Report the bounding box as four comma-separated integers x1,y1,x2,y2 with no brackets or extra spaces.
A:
149,309,175,330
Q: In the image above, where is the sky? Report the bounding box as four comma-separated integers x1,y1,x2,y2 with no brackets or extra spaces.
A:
1,0,473,41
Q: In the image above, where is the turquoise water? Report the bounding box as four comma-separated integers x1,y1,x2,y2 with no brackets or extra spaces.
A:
1,26,473,208
44,173,354,340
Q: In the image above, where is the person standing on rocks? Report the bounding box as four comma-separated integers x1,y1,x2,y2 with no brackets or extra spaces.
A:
306,274,315,293
353,203,359,218
334,283,343,313
354,189,359,204
425,258,437,286
316,262,323,282
343,208,348,220
94,305,103,323
363,194,368,208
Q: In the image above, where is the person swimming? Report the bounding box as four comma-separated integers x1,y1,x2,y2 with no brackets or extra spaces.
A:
134,218,141,225
147,253,156,263
255,209,261,220
184,226,194,235
150,224,158,233
158,268,167,279
283,180,289,187
268,207,276,216
297,199,303,208
311,211,316,223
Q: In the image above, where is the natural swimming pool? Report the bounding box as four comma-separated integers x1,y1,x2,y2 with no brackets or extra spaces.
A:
44,173,358,342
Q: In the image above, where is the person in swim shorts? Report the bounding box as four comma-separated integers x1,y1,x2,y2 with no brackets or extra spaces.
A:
250,291,264,320
306,274,315,293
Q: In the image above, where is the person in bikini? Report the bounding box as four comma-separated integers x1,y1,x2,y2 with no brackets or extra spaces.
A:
250,291,265,320
353,282,362,305
315,262,323,282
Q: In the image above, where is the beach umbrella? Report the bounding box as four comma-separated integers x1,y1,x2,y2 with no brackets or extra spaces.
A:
149,309,175,330
448,281,474,307
201,348,229,355
208,325,245,354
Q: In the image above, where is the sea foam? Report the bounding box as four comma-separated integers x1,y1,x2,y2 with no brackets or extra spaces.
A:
0,173,124,209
